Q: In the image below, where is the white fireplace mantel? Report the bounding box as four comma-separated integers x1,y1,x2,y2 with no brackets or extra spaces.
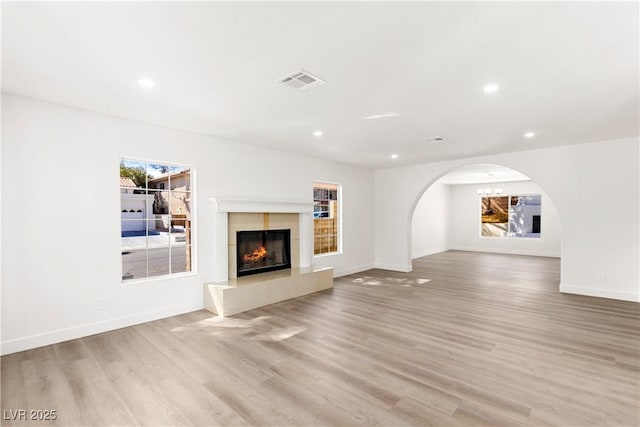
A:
209,196,315,282
210,196,314,214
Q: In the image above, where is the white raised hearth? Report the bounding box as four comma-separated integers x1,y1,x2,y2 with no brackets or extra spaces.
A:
204,196,333,317
204,267,333,317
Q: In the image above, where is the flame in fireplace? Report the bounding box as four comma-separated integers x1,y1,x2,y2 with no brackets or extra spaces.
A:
243,246,267,262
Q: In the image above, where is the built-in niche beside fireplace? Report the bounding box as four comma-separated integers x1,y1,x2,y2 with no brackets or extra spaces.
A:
237,229,291,277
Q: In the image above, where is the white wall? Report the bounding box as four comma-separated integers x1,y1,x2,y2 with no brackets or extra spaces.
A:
3,94,637,356
448,181,561,257
1,94,375,354
375,137,639,302
411,182,450,258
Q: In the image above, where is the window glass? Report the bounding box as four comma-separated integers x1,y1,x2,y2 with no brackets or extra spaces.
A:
120,159,193,281
313,182,341,255
480,194,541,239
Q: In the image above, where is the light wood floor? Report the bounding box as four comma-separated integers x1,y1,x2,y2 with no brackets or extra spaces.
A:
2,251,639,426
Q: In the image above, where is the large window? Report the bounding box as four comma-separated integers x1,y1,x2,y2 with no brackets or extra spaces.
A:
481,194,541,238
120,159,193,281
313,181,341,255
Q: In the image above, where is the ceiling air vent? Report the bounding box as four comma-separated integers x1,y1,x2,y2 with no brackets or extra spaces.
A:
425,136,448,144
278,69,326,91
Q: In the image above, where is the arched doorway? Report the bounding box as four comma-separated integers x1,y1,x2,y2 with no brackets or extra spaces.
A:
408,163,562,286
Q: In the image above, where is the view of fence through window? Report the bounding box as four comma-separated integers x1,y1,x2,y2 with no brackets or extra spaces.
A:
313,181,340,255
120,159,193,280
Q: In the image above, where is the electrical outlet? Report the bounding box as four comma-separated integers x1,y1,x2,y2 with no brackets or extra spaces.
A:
596,272,607,282
97,297,106,310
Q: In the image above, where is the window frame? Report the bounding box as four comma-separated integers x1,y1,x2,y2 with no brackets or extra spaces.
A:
479,192,541,239
313,181,343,257
120,157,196,283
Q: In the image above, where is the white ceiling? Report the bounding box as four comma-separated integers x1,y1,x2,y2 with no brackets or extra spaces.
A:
2,2,638,169
437,164,529,185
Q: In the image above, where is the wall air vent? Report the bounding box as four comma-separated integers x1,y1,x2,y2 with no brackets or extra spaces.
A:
425,136,448,144
278,69,326,91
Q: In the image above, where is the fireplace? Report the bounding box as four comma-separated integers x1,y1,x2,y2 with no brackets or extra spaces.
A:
236,229,291,277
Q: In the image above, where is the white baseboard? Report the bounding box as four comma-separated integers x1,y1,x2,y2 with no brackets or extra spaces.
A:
373,263,413,273
411,247,449,259
449,246,560,258
1,302,203,356
559,283,639,302
333,263,375,278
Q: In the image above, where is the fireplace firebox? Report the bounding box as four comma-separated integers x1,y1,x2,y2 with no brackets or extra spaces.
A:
236,229,291,277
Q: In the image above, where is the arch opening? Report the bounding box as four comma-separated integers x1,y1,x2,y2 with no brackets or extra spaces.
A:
408,163,563,287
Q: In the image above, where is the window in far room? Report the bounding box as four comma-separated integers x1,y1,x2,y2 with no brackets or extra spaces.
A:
481,194,541,238
313,181,341,255
120,158,193,281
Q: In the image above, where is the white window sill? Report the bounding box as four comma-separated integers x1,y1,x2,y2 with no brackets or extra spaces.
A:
122,271,197,285
313,251,343,258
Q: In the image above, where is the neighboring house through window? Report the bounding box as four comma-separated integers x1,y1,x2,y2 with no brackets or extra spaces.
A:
481,194,541,238
313,181,341,255
120,158,193,281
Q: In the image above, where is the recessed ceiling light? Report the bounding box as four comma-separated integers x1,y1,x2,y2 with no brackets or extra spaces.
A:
391,154,399,159
313,131,323,137
138,78,155,88
524,132,535,138
483,83,499,94
365,113,400,120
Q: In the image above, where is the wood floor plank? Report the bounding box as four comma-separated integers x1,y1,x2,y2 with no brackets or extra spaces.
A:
18,347,89,426
56,357,138,426
2,251,638,426
1,353,32,427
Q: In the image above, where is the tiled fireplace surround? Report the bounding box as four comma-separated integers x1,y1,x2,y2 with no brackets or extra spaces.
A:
204,197,333,316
